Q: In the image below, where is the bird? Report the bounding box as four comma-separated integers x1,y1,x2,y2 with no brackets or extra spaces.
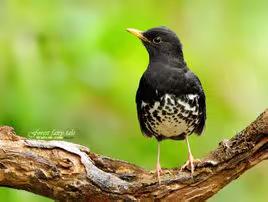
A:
127,26,206,183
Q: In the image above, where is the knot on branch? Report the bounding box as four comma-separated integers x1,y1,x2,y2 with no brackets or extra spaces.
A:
250,109,268,134
0,126,23,141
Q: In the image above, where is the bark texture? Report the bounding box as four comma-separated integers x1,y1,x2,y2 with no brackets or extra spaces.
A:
0,109,267,201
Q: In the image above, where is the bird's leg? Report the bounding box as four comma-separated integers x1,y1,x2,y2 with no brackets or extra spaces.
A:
156,141,162,183
186,135,194,174
181,135,200,175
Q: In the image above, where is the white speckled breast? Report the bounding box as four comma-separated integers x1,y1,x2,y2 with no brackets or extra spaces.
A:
141,94,201,138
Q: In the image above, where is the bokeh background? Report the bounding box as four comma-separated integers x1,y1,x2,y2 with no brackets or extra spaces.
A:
0,0,267,201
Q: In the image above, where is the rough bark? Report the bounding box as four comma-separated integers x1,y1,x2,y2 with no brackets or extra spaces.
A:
0,109,267,202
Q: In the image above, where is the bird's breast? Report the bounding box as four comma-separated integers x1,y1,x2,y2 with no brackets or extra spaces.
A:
140,93,201,139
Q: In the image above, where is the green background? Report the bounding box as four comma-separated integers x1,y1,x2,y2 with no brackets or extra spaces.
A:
0,0,267,201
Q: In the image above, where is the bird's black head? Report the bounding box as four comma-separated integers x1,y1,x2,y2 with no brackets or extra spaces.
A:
127,26,184,62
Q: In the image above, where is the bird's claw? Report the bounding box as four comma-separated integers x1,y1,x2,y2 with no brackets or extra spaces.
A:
180,158,201,175
156,163,163,184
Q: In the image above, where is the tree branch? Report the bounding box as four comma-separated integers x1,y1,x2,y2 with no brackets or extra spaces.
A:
0,109,267,201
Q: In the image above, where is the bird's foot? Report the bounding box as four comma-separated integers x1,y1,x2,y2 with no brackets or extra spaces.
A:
156,162,163,184
180,156,201,175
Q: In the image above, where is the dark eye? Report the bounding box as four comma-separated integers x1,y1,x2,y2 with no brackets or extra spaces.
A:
153,36,162,44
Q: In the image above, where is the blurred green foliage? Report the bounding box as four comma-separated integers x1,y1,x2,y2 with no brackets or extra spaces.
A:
0,0,267,201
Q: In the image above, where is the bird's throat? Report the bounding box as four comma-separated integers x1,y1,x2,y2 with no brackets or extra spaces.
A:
149,54,186,68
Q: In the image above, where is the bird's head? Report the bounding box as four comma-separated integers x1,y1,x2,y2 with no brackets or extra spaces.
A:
127,26,184,61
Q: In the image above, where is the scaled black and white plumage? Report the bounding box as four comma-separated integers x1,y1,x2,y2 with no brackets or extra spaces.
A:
127,26,206,183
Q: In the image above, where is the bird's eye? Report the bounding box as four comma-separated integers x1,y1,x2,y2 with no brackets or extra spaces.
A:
153,36,162,44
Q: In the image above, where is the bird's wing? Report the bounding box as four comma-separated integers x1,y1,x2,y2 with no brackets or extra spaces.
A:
185,71,206,135
194,90,206,135
136,74,158,137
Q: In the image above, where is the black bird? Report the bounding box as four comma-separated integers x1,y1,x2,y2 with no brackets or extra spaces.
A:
127,26,206,182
